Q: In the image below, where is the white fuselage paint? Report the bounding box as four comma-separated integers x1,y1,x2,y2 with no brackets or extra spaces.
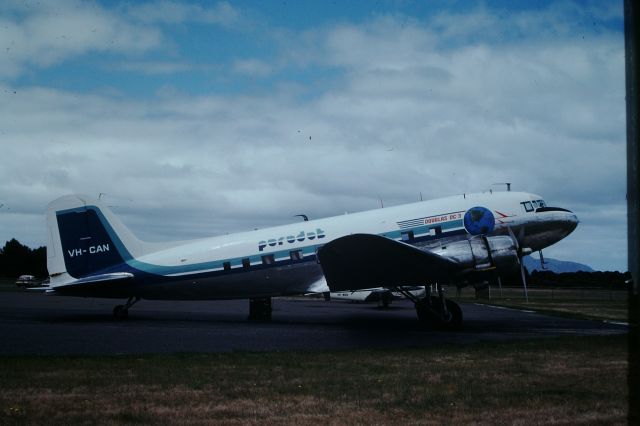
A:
139,192,565,266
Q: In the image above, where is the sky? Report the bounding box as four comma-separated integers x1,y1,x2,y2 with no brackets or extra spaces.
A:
0,0,627,271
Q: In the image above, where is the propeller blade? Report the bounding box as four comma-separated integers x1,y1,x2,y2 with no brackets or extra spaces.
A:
520,261,529,302
508,226,529,301
507,226,520,251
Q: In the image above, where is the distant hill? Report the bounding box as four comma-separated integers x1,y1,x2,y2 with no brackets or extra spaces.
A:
523,255,594,273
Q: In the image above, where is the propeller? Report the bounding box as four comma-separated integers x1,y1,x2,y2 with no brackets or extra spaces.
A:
507,226,530,302
519,258,529,303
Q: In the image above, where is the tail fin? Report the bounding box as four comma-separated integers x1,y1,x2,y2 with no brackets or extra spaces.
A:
47,194,144,280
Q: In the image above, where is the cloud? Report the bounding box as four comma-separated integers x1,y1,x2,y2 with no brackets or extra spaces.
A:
115,61,198,75
124,1,240,26
233,58,272,77
302,14,625,208
0,2,627,271
0,0,162,79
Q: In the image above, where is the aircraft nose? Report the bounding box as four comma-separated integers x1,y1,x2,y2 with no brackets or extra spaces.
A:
564,211,579,234
533,206,579,241
548,208,579,237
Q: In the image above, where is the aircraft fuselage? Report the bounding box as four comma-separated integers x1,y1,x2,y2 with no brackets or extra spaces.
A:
45,191,578,301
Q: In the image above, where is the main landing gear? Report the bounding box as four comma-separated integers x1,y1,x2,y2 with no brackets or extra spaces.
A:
248,297,272,321
113,296,140,320
395,284,463,329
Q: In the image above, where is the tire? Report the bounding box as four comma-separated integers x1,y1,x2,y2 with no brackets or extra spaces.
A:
442,300,463,330
415,298,463,329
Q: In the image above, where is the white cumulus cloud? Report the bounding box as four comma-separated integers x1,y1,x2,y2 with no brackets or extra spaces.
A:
0,0,162,78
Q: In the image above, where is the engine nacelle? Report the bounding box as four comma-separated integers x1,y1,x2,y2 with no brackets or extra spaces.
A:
429,235,519,273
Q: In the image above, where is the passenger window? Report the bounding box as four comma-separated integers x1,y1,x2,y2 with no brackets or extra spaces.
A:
261,254,275,265
401,230,414,242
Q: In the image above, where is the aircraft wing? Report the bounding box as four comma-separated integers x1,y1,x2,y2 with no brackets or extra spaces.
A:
317,233,459,292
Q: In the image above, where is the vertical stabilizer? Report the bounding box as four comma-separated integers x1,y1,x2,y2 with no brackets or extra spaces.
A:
46,195,144,281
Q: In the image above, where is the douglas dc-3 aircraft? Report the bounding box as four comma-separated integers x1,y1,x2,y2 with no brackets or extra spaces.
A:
42,190,578,327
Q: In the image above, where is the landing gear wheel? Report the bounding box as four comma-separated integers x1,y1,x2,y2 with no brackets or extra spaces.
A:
441,300,463,330
415,297,463,330
113,305,128,320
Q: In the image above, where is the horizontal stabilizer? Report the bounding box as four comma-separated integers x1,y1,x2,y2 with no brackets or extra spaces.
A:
58,272,134,286
317,234,458,292
46,272,134,297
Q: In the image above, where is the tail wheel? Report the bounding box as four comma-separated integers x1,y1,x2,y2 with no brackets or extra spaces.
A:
112,296,139,320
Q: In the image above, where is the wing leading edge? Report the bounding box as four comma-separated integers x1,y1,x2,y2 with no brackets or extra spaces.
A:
317,233,458,292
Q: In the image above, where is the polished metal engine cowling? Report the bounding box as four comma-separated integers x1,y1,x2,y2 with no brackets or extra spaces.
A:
429,235,519,272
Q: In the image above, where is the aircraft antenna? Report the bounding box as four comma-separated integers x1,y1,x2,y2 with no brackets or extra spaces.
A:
294,214,309,222
491,182,511,192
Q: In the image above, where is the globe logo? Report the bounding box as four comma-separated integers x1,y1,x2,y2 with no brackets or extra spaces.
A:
463,206,495,235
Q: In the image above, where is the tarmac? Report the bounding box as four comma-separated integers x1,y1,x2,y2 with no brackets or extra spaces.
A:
0,290,628,355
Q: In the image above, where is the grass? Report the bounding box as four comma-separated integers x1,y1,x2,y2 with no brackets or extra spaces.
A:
0,335,628,425
454,286,629,322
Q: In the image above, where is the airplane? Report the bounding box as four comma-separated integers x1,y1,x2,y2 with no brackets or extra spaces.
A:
41,190,578,328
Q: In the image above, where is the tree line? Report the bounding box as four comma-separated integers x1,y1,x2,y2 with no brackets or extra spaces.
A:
0,239,47,278
528,270,629,288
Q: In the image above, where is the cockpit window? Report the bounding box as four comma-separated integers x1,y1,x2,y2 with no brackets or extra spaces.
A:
521,201,534,212
537,200,546,208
